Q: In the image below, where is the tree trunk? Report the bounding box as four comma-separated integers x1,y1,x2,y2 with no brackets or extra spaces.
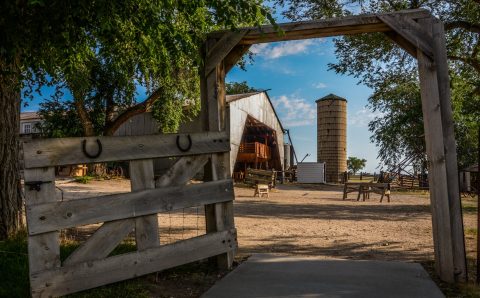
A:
0,56,22,239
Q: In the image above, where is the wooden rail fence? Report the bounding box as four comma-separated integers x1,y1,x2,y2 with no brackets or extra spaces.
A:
23,132,236,297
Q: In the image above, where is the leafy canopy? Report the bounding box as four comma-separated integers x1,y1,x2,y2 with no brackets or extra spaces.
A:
347,156,367,174
226,81,259,95
5,1,274,135
277,0,479,169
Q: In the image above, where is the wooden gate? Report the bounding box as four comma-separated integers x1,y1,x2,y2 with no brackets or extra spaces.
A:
23,8,467,296
23,132,235,297
204,8,466,283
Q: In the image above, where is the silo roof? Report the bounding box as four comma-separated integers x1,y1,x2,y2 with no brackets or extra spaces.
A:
315,93,347,103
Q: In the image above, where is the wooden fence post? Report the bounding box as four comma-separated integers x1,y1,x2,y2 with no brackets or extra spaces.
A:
417,18,455,283
130,159,159,249
24,167,61,295
203,36,235,269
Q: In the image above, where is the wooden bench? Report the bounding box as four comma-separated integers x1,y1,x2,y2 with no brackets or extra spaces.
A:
253,184,269,198
343,182,391,202
244,168,276,189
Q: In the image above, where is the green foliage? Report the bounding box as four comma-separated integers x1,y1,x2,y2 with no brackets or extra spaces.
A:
6,1,274,137
347,156,367,174
74,175,95,184
0,230,147,297
0,230,30,298
277,0,480,169
226,81,259,94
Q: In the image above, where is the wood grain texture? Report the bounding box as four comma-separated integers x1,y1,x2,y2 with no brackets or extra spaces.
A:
203,39,235,269
417,17,455,282
431,19,467,282
155,155,209,187
378,14,434,59
205,30,248,75
208,9,431,45
31,229,237,298
27,179,234,235
23,131,229,168
24,168,61,277
224,45,251,73
384,31,417,58
130,159,159,250
62,219,135,266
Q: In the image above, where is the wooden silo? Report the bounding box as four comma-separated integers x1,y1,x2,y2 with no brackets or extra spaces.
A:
316,94,347,183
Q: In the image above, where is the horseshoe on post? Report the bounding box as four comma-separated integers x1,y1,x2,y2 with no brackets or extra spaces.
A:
82,139,103,159
176,134,192,152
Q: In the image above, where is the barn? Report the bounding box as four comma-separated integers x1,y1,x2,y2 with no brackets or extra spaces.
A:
115,91,288,177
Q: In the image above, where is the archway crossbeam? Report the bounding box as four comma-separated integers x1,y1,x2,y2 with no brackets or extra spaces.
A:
202,8,466,283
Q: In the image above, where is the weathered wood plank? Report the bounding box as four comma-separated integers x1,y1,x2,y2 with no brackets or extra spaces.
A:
62,219,135,266
432,19,467,282
225,45,251,73
384,31,417,58
155,155,209,187
31,229,237,298
23,131,229,168
24,168,61,275
205,30,248,75
417,17,455,282
130,159,159,250
208,9,431,45
378,14,434,59
204,40,235,269
27,179,234,235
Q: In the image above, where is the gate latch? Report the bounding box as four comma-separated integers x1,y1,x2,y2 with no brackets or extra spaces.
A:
25,181,52,192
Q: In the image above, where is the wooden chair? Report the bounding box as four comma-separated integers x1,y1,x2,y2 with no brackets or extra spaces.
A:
254,184,269,198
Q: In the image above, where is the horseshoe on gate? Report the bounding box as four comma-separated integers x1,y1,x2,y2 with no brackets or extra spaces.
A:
176,134,192,152
82,139,103,159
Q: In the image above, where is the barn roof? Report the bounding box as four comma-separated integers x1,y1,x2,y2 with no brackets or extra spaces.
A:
315,93,347,103
226,91,285,132
462,164,478,172
20,112,42,121
226,91,263,103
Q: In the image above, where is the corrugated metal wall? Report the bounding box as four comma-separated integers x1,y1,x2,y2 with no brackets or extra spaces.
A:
297,162,326,184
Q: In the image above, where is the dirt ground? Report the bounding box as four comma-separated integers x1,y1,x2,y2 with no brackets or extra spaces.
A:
53,178,478,295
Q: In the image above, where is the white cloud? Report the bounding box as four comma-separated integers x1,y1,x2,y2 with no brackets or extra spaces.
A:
272,94,316,127
348,107,385,127
313,82,327,89
251,39,322,60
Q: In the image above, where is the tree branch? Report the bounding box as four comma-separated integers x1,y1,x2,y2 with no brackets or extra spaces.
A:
444,21,480,34
72,96,95,137
103,87,163,136
447,55,480,72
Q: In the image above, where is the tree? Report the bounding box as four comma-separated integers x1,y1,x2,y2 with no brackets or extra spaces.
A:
277,0,480,169
226,81,259,94
0,1,273,239
347,157,367,175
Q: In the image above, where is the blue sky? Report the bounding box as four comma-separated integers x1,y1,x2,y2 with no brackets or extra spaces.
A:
22,5,383,173
22,38,382,173
227,37,381,173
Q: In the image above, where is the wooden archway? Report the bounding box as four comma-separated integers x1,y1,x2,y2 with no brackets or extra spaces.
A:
201,9,466,283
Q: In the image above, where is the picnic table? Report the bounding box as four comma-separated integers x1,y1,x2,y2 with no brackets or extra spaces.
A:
343,182,391,202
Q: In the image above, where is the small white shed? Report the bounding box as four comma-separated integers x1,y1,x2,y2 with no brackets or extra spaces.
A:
297,162,326,184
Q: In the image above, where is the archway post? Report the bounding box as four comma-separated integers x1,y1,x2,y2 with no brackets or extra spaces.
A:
203,9,466,282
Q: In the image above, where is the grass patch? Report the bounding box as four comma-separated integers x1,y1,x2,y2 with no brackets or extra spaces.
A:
463,205,478,214
0,231,148,297
422,259,480,297
0,230,30,298
465,228,478,236
0,231,226,297
73,175,95,184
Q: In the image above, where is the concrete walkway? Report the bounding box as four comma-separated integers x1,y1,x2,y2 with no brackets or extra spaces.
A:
203,254,444,298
